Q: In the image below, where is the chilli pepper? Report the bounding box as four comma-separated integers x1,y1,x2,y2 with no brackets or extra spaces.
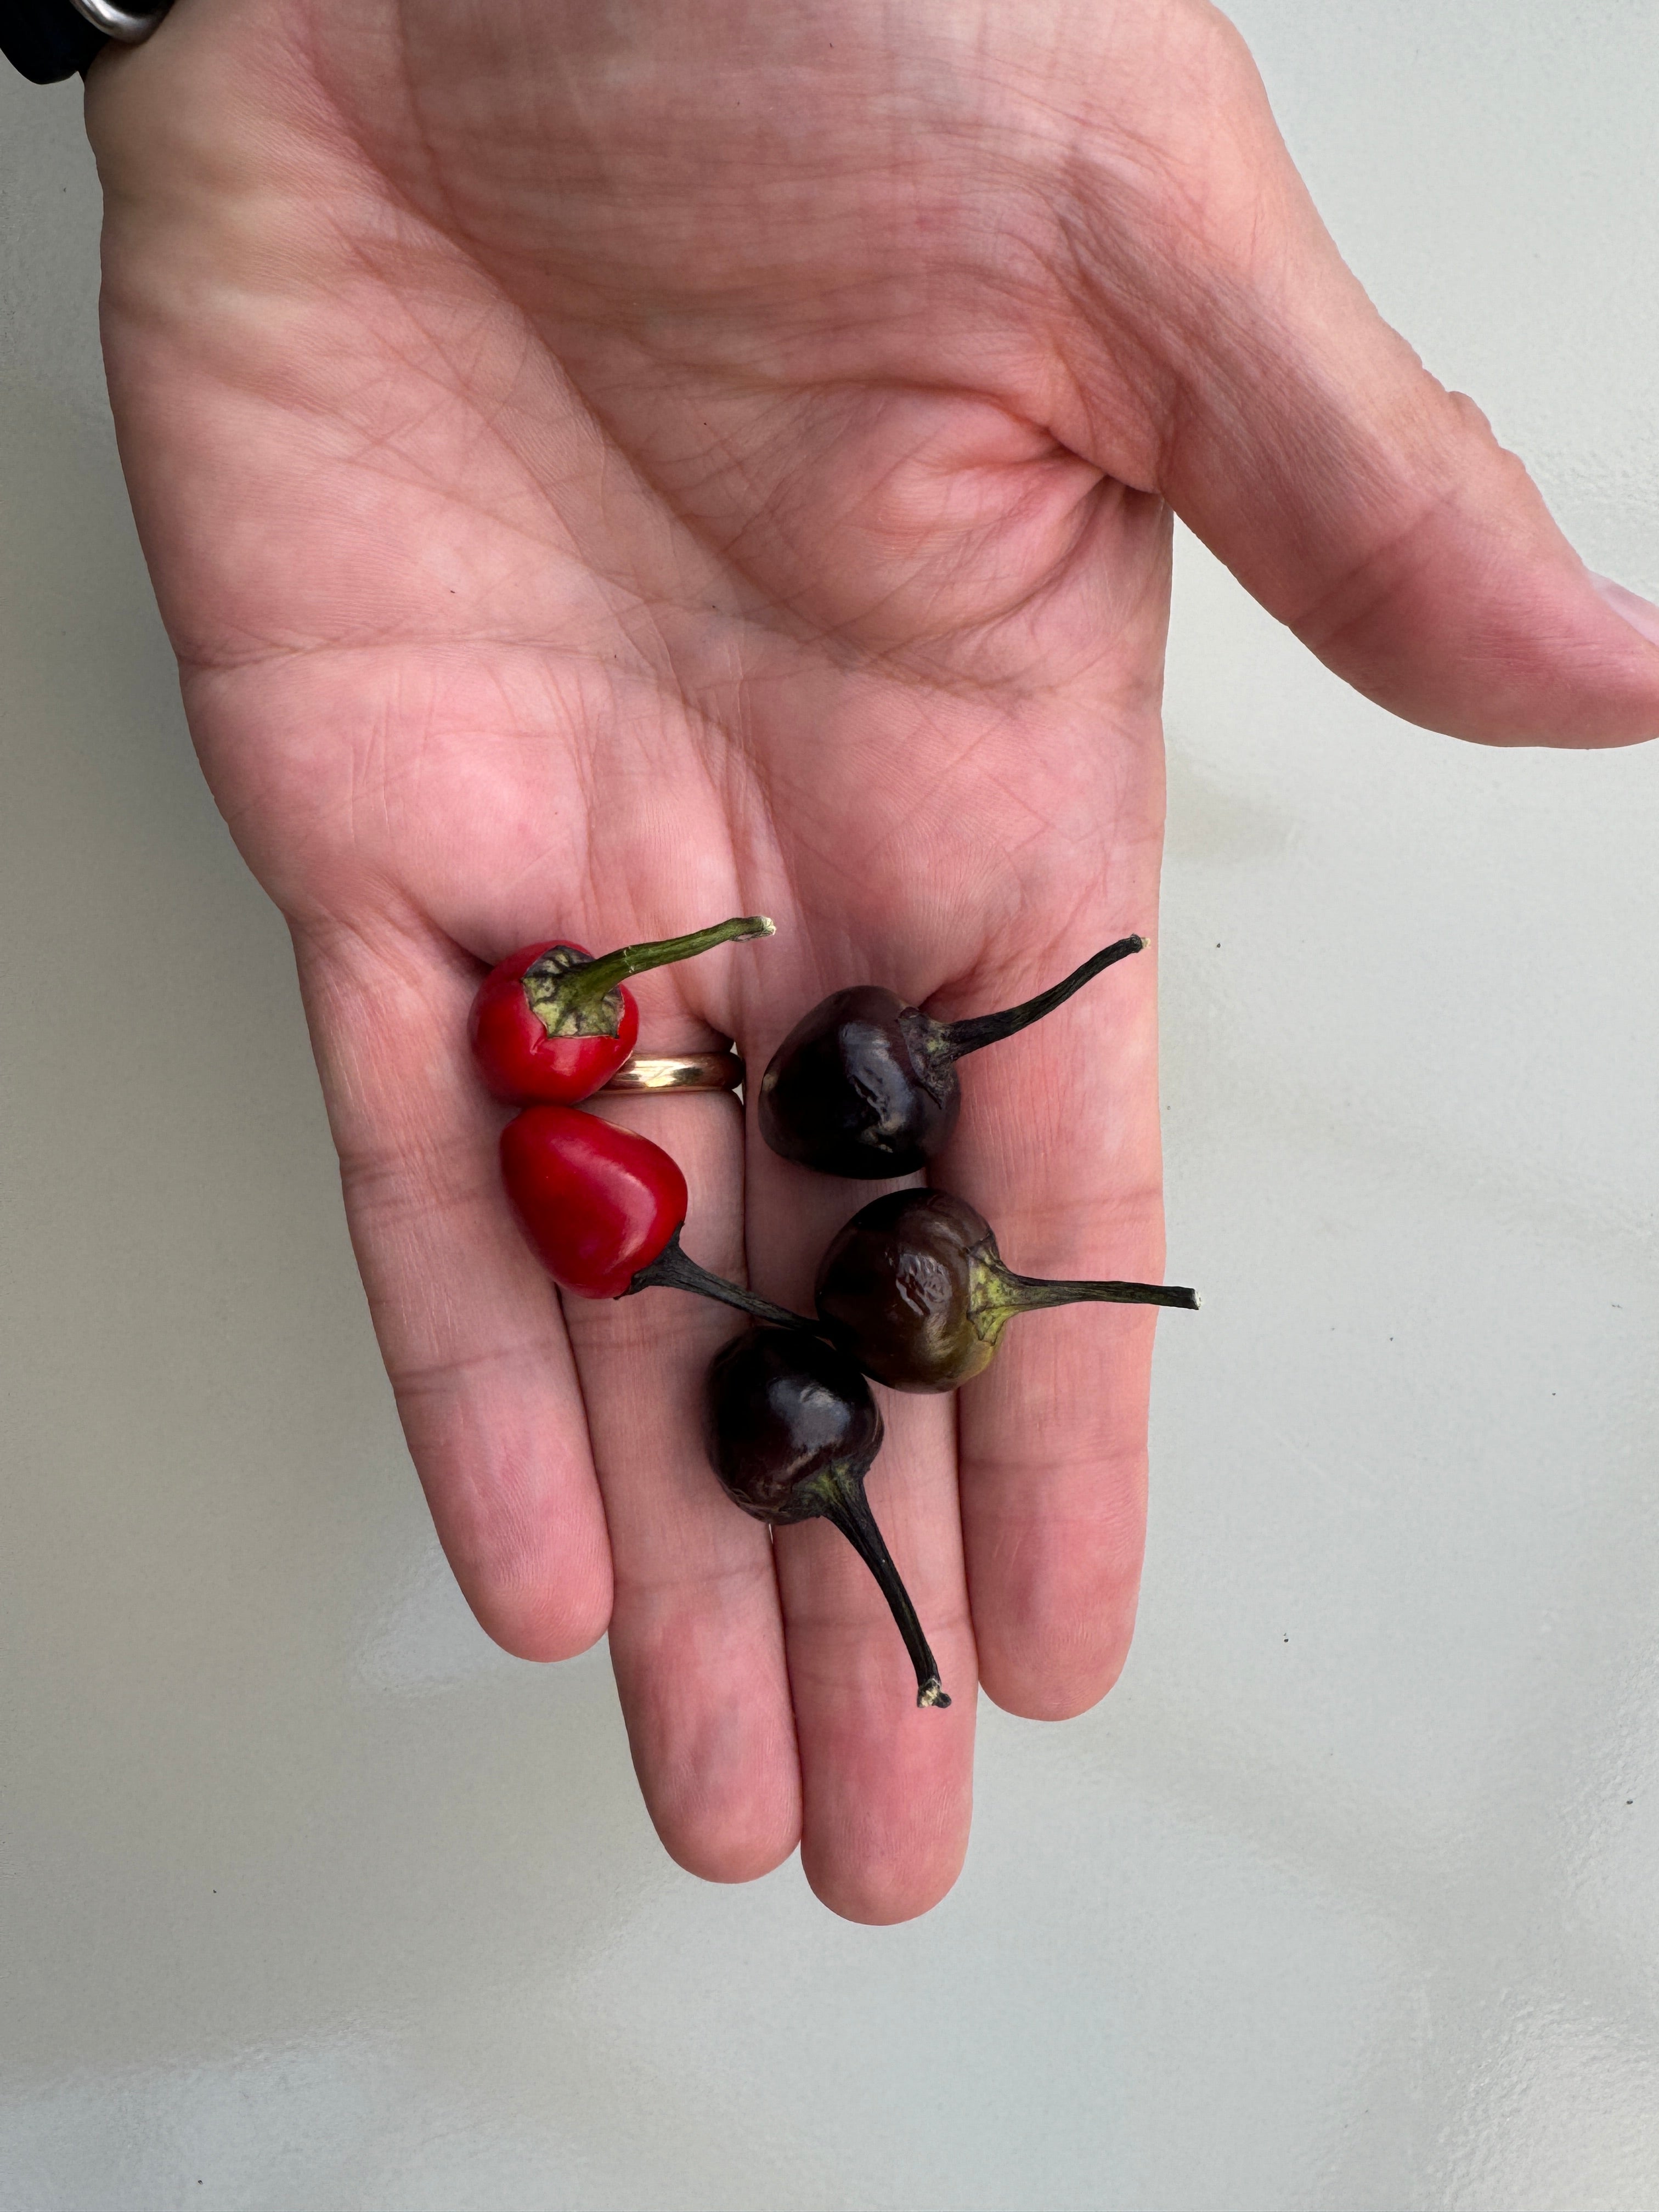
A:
815,1186,1199,1391
758,933,1144,1178
704,1327,950,1709
501,1104,805,1324
471,914,775,1105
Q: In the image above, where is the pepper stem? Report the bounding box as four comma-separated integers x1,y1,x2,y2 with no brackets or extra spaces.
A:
820,1471,951,1709
526,916,775,1039
937,934,1144,1060
628,1227,811,1330
577,914,775,1001
1000,1267,1200,1313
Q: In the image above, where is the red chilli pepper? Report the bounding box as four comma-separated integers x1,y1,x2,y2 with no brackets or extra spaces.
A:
470,915,775,1105
500,1106,806,1324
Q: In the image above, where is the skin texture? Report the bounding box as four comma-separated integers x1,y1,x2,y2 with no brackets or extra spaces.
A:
82,0,1659,1922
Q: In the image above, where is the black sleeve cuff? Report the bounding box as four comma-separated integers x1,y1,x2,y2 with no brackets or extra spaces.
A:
2,0,108,83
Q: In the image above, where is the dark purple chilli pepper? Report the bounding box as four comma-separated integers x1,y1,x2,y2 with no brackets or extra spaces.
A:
757,934,1145,1179
703,1327,949,1709
815,1187,1199,1392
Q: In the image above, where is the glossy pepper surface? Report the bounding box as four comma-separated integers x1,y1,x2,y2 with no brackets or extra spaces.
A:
704,1327,950,1708
758,934,1144,1178
500,1105,804,1323
471,915,774,1104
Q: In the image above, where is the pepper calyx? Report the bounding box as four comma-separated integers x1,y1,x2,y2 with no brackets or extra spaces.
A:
964,1242,1023,1353
969,1240,1201,1333
523,944,627,1040
896,1005,960,1102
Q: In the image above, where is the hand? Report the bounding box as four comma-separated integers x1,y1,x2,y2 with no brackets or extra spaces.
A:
86,0,1659,1921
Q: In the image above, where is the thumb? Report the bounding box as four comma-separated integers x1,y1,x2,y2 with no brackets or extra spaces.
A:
1127,42,1659,747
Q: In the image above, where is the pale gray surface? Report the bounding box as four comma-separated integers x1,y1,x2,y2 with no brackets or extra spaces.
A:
2,5,1657,2208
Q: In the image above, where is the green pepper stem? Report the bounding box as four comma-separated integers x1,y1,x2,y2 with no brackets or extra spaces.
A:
822,1473,951,1709
938,934,1144,1060
628,1227,812,1329
577,914,775,1001
1001,1267,1200,1313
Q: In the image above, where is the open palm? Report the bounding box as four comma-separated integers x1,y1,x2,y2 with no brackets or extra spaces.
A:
87,0,1659,1920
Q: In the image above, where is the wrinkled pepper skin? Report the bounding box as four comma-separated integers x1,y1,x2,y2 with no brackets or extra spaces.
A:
500,1105,682,1299
470,942,640,1105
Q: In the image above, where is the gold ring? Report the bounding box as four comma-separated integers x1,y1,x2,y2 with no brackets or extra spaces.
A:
601,1050,745,1094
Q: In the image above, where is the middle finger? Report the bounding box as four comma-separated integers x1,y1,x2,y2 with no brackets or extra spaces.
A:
746,1119,979,1926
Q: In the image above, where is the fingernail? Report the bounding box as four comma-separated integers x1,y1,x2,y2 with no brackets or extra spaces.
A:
1591,572,1659,648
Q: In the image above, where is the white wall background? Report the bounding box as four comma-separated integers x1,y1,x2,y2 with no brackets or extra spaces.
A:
2,5,1656,2207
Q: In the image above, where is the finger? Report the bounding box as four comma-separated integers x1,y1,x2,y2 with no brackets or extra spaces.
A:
1065,12,1659,746
294,917,611,1660
744,1090,978,1927
560,1089,802,1886
774,1388,979,1925
939,890,1166,1725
